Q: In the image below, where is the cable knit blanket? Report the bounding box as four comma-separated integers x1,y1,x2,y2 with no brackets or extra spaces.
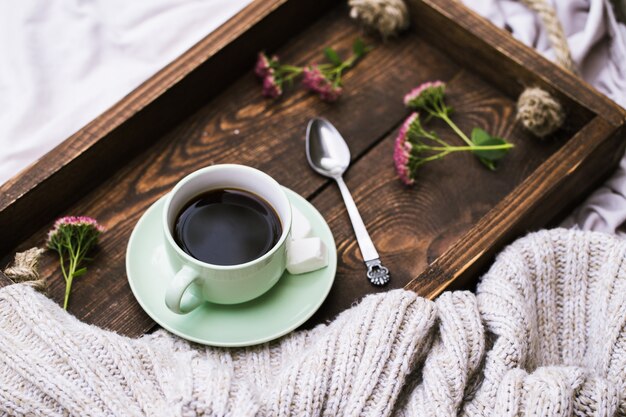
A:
1,228,625,416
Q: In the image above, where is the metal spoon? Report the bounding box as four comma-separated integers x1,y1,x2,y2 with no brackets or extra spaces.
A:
306,118,390,286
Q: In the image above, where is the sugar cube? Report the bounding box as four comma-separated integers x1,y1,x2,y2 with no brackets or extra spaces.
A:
286,237,328,275
291,205,313,240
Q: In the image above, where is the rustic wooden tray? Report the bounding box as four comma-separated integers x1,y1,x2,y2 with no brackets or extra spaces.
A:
1,0,624,337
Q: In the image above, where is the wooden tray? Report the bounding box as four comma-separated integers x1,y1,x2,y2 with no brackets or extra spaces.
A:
1,0,624,337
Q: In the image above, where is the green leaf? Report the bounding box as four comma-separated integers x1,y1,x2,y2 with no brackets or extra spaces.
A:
478,157,497,171
72,267,88,278
470,128,512,170
324,47,342,65
353,38,366,57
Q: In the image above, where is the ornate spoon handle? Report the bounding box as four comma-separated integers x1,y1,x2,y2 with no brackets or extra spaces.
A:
334,176,390,286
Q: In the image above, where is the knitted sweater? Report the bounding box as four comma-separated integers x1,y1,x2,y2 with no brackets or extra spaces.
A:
0,229,624,416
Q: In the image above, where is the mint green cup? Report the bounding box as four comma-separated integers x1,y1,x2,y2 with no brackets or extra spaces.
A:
163,164,292,314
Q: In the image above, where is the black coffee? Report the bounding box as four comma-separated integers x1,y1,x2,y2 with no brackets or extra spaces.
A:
174,188,282,266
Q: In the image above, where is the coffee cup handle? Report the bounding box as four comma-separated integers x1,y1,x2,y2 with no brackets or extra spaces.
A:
165,265,203,314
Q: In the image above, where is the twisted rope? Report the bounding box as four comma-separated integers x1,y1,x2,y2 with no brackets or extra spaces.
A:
3,247,47,291
348,0,410,38
519,0,578,74
515,0,576,137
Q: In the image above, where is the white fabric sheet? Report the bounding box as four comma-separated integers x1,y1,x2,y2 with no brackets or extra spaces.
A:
0,0,251,185
463,0,626,235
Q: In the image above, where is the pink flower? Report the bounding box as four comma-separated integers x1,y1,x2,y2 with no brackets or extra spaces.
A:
47,216,105,247
302,66,324,89
262,72,282,98
302,66,342,102
46,215,104,310
255,52,283,98
53,216,104,231
255,52,273,78
394,113,418,185
404,80,446,109
319,85,343,102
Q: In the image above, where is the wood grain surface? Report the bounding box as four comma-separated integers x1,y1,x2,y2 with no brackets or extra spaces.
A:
305,69,563,326
1,0,624,340
405,116,626,298
6,8,463,336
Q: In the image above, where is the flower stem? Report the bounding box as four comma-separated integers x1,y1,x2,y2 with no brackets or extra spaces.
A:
62,238,83,310
280,65,303,72
322,52,363,86
63,257,76,310
428,144,514,152
440,113,473,146
282,72,301,82
59,252,67,282
277,66,303,82
343,52,361,68
420,151,450,163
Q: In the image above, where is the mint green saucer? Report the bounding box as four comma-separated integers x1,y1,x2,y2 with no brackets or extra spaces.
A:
126,187,336,347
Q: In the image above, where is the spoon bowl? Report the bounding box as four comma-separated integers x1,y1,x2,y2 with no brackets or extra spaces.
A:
306,118,351,178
